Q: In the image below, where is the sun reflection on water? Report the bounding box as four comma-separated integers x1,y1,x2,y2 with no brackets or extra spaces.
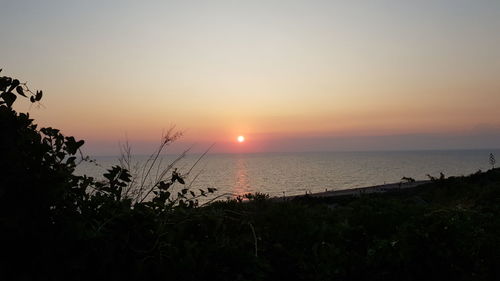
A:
233,158,251,196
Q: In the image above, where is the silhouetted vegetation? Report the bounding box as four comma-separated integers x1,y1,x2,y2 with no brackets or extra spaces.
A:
2,71,500,281
401,176,416,183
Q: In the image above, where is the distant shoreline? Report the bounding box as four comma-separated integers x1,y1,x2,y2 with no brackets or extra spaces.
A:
276,180,430,201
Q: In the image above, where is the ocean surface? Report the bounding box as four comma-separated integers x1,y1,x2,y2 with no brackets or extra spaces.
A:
76,149,499,200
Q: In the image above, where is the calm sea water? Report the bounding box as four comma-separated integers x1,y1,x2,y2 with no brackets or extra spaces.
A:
76,150,499,200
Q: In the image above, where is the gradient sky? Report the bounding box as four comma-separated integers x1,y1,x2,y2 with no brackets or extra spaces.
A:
2,0,500,154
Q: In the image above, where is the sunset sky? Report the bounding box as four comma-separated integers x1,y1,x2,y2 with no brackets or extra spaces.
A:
2,0,500,154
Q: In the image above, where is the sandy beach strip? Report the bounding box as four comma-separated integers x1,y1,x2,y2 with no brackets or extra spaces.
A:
275,180,430,201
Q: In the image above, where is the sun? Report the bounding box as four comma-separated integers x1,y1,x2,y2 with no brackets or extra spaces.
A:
237,135,245,143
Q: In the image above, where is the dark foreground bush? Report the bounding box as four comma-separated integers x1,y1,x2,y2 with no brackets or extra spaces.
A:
1,71,500,281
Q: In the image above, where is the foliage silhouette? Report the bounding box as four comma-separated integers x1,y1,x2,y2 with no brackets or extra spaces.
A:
0,70,217,280
401,176,416,183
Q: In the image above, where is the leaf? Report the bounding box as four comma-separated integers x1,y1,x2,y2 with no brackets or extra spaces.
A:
118,169,131,182
159,181,171,190
181,188,188,195
178,177,185,184
1,91,17,107
16,86,27,97
103,166,122,181
41,127,60,136
66,156,76,165
65,136,84,154
76,140,84,149
30,96,36,103
8,79,20,92
35,90,43,101
0,77,11,91
190,191,196,197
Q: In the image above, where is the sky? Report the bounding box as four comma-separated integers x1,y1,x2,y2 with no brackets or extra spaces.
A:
1,0,500,154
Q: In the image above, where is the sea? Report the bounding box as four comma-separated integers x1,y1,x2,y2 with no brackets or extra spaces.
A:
75,149,499,201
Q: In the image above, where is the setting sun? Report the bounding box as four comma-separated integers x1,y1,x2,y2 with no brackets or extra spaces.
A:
3,1,500,279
